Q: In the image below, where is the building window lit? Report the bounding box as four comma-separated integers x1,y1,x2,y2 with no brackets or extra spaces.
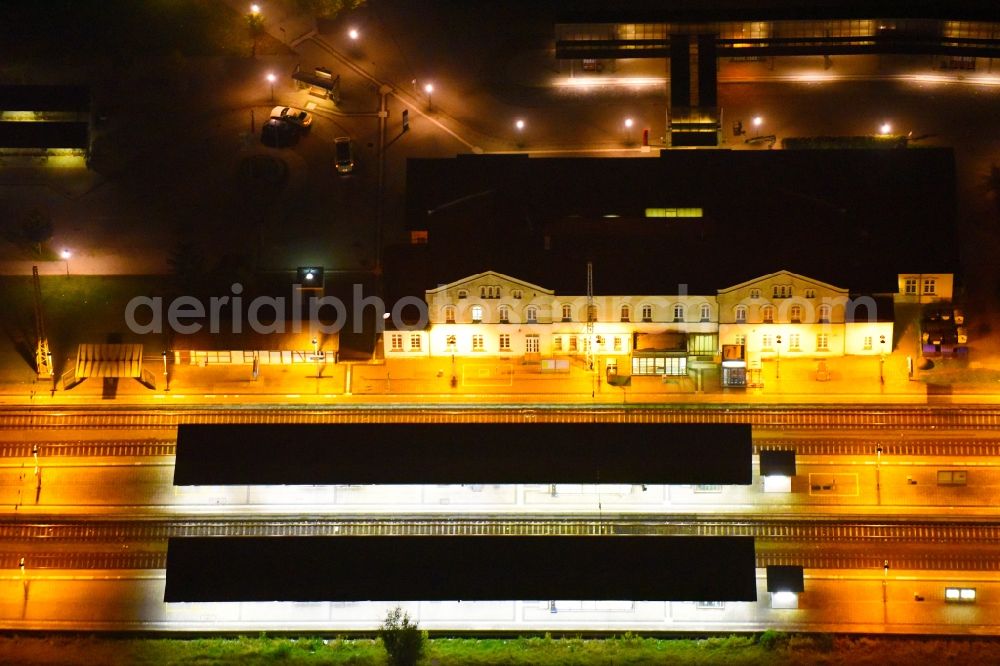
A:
569,336,578,352
410,334,421,351
457,289,468,299
700,303,711,321
444,306,455,323
762,334,773,350
923,278,937,294
525,334,539,353
819,304,831,323
645,207,703,218
864,335,873,351
735,306,747,323
817,333,829,351
471,305,483,323
499,333,510,351
390,334,403,351
499,305,510,323
553,336,563,352
445,335,456,351
561,304,572,322
632,356,686,375
526,306,537,323
790,305,802,323
613,336,622,351
789,333,800,351
472,334,484,352
750,289,760,299
673,304,685,322
620,305,631,322
762,305,775,323
904,278,917,294
641,304,653,322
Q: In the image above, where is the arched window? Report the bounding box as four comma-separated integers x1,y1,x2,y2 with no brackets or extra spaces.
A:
749,289,760,299
498,304,510,323
699,303,711,321
672,304,685,322
471,305,483,323
641,304,653,322
790,305,802,323
819,304,831,323
457,289,468,299
525,306,538,323
444,306,455,324
735,305,747,323
561,304,572,322
480,286,487,298
762,305,775,323
620,304,631,322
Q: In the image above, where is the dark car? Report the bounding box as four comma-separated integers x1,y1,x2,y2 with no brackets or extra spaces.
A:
261,119,298,148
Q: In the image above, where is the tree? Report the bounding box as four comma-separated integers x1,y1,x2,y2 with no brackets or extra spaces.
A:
378,606,425,666
295,0,366,19
21,208,53,256
245,12,266,57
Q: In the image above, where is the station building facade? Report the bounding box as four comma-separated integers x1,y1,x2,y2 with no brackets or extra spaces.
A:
384,270,949,386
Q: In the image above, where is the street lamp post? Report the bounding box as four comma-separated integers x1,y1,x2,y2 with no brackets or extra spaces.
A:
515,118,525,148
348,28,359,41
624,117,634,144
424,83,434,111
752,115,763,137
162,350,170,391
266,72,276,103
879,122,892,135
60,249,71,276
775,335,782,380
879,335,886,384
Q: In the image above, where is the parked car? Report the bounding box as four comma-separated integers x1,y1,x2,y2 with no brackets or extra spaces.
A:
334,136,354,174
269,106,312,130
261,118,298,148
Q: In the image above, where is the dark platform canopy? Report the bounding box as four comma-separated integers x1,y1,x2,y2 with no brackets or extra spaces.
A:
173,423,752,486
766,565,805,593
760,450,797,477
165,536,758,603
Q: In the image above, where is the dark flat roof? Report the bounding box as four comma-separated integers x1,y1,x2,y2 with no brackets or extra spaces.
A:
0,122,88,148
174,423,752,485
760,450,796,477
396,149,956,299
0,85,90,112
165,536,758,602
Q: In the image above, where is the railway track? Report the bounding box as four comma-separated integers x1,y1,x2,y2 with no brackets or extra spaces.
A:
2,404,1000,430
4,517,1000,542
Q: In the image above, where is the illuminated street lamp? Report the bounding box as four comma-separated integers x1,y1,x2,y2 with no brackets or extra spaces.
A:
753,115,763,129
60,248,71,276
879,122,892,135
424,82,434,110
775,335,782,379
624,117,634,144
250,3,260,14
515,119,525,131
266,72,276,103
348,28,359,40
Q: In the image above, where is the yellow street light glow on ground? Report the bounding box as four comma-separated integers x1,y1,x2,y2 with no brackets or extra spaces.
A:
879,122,892,135
348,28,359,40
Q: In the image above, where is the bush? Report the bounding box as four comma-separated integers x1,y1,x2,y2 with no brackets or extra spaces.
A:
758,630,788,651
378,607,425,666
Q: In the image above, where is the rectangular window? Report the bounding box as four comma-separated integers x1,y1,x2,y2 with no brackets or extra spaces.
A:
445,335,456,351
613,336,622,351
525,335,539,354
805,289,816,299
410,334,421,351
472,334,484,352
817,334,829,351
735,334,746,347
923,278,936,294
863,335,873,351
904,278,917,294
569,336,578,352
499,334,510,351
762,334,773,350
390,334,403,352
631,356,686,375
553,336,563,352
645,207,703,218
789,333,800,351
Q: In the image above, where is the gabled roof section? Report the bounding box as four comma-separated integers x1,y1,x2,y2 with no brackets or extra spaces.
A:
717,270,848,295
426,270,553,296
